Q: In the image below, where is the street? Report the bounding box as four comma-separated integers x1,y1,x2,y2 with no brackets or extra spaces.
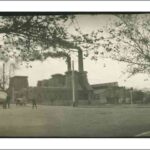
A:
0,104,150,137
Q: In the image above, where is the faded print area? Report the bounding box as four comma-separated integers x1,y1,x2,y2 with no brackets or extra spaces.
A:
0,13,150,137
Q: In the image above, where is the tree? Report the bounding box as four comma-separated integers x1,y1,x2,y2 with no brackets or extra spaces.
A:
0,15,71,61
99,14,150,76
0,15,101,66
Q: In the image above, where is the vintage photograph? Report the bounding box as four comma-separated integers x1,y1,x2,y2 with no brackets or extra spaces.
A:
0,12,149,137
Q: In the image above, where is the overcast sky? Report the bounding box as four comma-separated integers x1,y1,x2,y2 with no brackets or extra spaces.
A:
2,14,150,90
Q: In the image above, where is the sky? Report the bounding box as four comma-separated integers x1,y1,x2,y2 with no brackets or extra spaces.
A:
2,14,150,90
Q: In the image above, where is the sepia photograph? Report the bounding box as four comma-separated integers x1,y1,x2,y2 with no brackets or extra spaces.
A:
0,12,150,138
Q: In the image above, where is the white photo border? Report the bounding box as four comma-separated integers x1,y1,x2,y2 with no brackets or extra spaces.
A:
0,1,150,149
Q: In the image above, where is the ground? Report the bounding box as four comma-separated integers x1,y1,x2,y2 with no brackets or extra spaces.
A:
0,104,150,137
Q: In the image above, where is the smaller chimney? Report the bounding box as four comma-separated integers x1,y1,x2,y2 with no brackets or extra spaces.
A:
78,49,84,72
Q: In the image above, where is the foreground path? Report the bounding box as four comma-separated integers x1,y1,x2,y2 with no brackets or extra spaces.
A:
0,104,150,137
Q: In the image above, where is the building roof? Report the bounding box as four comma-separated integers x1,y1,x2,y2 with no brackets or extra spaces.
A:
11,76,28,79
91,82,118,89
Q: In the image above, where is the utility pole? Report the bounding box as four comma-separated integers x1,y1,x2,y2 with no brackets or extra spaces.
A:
72,60,76,107
2,62,5,90
130,88,133,104
12,87,15,103
9,64,15,103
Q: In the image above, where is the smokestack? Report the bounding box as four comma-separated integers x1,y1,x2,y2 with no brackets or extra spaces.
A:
78,49,84,72
66,56,71,72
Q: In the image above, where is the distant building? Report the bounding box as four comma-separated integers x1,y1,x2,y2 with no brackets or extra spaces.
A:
37,74,65,87
91,82,131,104
35,72,93,104
9,76,28,91
8,76,29,100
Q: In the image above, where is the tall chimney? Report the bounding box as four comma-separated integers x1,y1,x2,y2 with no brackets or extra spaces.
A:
78,49,84,72
66,56,71,72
